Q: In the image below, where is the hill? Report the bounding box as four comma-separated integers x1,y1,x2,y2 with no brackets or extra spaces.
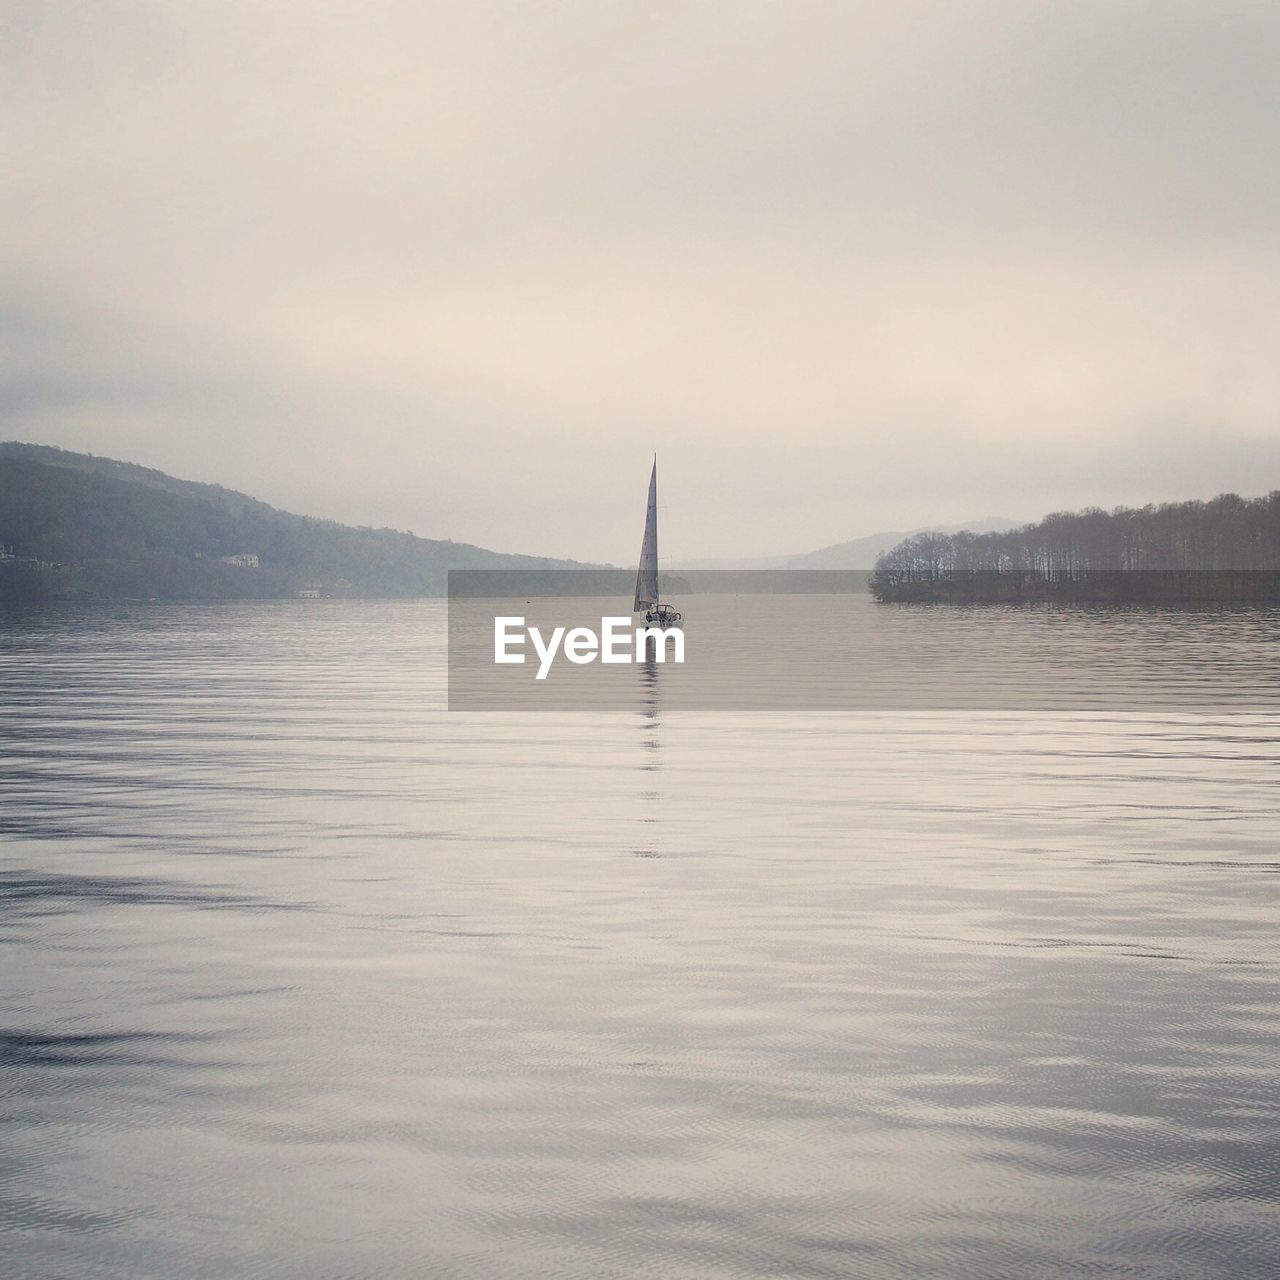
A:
0,444,592,603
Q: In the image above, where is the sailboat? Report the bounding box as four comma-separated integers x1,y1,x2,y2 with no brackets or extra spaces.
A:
633,457,683,627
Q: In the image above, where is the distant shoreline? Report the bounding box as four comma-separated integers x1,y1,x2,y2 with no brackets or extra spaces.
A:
870,569,1280,605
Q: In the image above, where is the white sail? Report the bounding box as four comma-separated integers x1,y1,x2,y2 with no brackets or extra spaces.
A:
633,458,659,612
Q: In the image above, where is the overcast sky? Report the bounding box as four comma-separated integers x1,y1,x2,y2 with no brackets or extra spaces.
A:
4,1,1279,561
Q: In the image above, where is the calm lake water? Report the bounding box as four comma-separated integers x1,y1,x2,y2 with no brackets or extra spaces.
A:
3,599,1278,1279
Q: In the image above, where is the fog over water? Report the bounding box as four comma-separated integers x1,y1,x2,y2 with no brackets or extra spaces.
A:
5,2,1280,558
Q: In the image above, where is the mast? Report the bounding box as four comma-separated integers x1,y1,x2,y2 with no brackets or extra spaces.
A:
633,456,659,612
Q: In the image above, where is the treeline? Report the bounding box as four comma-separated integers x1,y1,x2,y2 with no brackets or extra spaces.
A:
871,492,1280,603
0,447,584,604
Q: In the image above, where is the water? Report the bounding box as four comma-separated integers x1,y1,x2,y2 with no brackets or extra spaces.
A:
2,599,1278,1279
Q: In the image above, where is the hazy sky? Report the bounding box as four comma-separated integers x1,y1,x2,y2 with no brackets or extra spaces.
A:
5,1,1279,561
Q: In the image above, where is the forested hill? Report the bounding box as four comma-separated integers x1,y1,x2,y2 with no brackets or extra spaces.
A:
0,444,591,603
0,442,280,517
871,492,1280,603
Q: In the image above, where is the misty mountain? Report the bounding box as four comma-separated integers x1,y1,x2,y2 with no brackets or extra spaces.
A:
0,443,592,603
786,517,1020,569
671,554,795,570
674,517,1020,571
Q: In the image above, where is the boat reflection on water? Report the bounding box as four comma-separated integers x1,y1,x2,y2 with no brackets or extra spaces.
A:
632,637,664,857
